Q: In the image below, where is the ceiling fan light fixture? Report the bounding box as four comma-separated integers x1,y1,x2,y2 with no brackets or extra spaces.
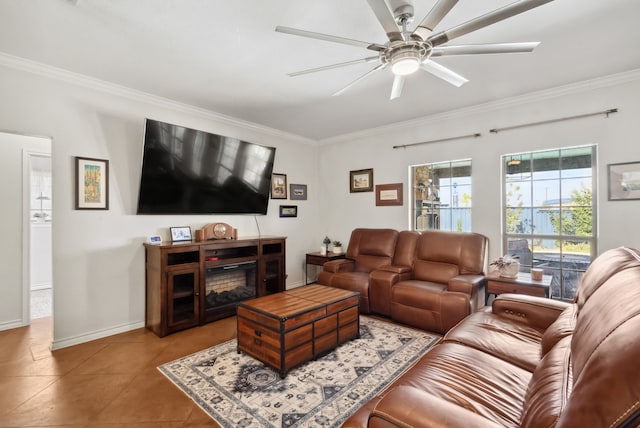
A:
391,51,421,76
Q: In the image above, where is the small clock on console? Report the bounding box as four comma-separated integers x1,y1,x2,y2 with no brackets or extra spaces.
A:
212,222,233,239
196,222,237,241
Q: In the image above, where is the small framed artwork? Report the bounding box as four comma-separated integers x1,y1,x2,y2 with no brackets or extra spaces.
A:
290,183,307,200
350,168,374,193
376,183,404,206
170,226,192,242
271,173,288,199
279,205,298,218
75,156,109,210
608,161,640,201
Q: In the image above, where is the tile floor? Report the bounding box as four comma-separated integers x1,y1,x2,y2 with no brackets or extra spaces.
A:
30,288,52,320
0,316,237,427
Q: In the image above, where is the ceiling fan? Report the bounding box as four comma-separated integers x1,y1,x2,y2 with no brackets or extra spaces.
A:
276,0,553,100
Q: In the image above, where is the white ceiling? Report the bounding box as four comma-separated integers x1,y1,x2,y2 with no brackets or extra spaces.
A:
1,0,639,140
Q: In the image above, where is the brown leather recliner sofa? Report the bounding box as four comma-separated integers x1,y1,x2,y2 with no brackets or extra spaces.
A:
317,228,488,334
317,228,400,314
343,246,640,427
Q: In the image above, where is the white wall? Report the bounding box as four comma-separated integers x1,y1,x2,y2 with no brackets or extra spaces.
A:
0,132,50,330
0,61,322,348
318,71,640,262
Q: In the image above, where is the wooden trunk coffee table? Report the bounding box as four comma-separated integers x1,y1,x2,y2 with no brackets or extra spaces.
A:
236,284,360,377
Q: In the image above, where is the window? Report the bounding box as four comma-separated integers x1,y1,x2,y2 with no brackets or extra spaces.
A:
410,159,472,232
502,146,596,301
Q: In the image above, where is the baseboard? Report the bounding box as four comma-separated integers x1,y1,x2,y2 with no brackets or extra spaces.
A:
0,318,25,332
51,320,145,350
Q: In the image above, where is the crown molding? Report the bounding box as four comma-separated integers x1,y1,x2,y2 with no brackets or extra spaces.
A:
2,51,638,147
319,68,640,145
0,52,315,145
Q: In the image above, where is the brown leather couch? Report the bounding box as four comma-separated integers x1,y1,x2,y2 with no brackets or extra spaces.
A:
391,229,488,333
317,228,488,334
317,228,400,314
343,246,640,427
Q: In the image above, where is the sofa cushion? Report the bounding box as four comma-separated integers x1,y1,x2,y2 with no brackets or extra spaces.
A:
330,271,371,313
390,342,531,427
443,311,545,372
574,246,640,309
392,280,475,333
354,254,393,273
368,386,504,428
345,228,397,259
418,230,487,275
413,259,459,283
540,304,576,356
520,335,572,428
391,230,420,267
559,248,640,427
358,229,397,257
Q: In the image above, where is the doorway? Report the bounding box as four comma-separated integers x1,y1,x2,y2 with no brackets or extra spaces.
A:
28,153,52,320
0,131,52,331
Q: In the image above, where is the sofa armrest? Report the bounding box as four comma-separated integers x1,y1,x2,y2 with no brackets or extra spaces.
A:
369,266,411,316
322,259,355,273
448,274,486,295
369,386,502,428
492,293,571,330
377,264,412,276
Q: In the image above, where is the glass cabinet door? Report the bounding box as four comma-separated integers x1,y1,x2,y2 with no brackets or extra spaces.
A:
167,267,199,329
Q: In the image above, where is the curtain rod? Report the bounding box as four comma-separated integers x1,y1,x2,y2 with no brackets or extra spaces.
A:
393,133,481,149
489,108,618,134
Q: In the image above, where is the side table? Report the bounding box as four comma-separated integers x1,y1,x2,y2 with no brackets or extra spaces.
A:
305,251,346,284
485,271,552,303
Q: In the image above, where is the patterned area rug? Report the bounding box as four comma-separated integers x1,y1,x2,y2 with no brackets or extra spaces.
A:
158,316,440,428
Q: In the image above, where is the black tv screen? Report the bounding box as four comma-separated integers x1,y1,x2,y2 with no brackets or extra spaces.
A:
137,119,276,214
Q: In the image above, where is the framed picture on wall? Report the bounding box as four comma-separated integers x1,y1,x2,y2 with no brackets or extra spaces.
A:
75,156,109,210
376,183,403,206
279,205,298,218
290,184,307,200
350,168,373,193
608,161,640,200
271,173,288,199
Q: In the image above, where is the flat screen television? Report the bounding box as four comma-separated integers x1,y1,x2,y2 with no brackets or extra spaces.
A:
136,119,276,214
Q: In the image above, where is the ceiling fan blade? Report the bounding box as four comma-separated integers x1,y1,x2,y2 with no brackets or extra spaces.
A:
333,63,387,97
428,0,554,47
275,26,386,51
412,0,459,42
431,42,540,56
421,60,468,87
366,0,403,42
288,56,379,77
390,75,405,100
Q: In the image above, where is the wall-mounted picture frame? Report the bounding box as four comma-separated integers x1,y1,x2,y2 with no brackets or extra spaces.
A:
608,161,640,200
376,183,404,206
279,205,297,218
350,168,374,193
75,156,109,210
271,173,287,199
290,183,307,200
170,226,192,242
